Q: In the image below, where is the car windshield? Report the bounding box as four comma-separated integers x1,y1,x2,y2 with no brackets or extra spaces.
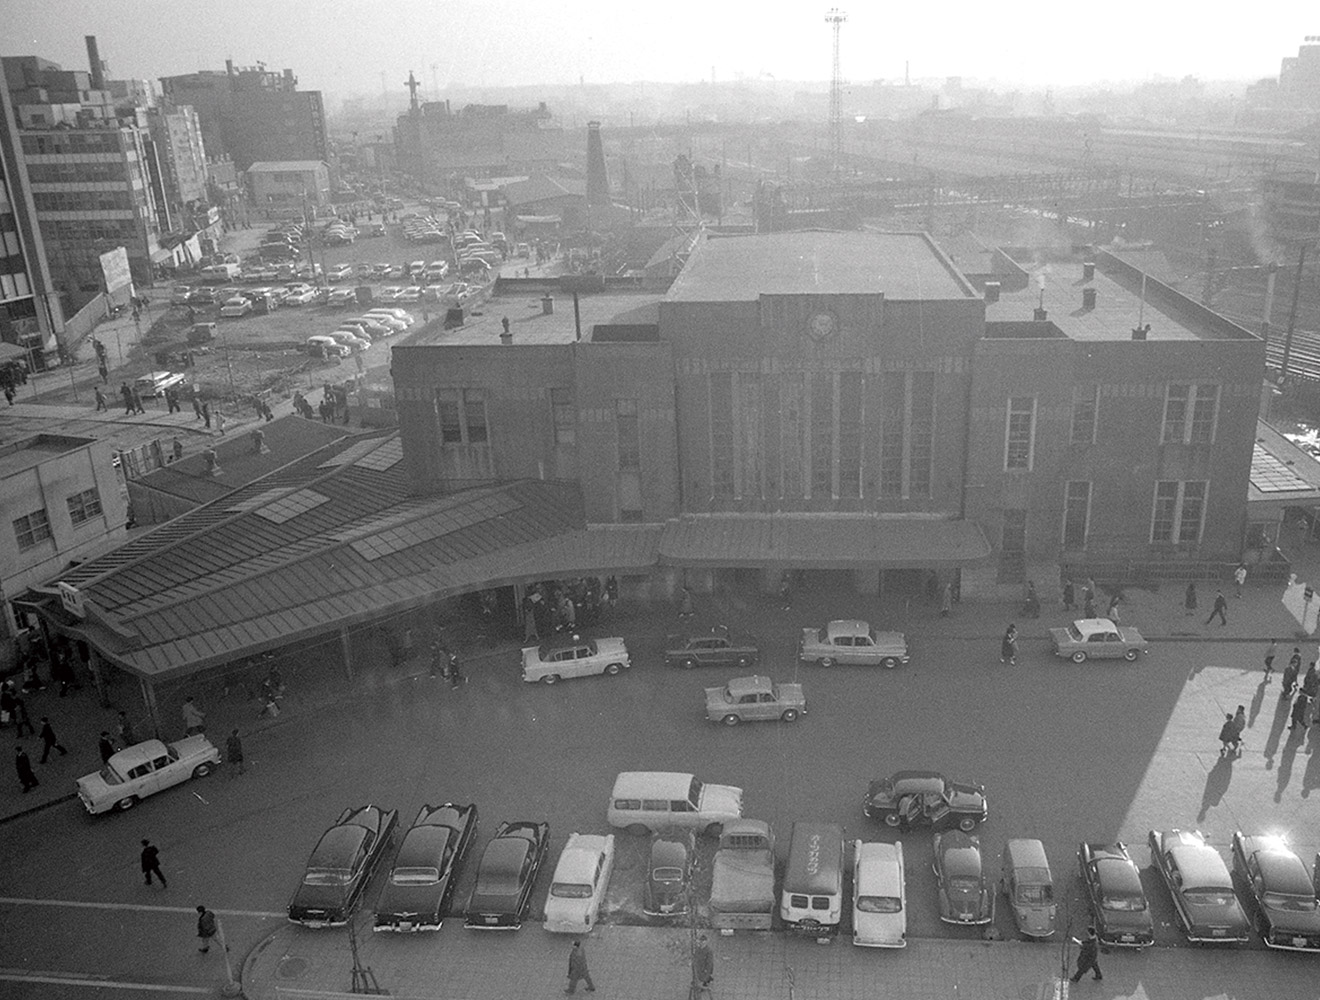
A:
1184,888,1236,906
857,895,902,914
1015,884,1052,905
1101,891,1147,911
304,868,350,885
551,882,593,899
1067,624,1085,641
98,766,124,786
652,867,684,882
1263,891,1318,911
391,867,440,885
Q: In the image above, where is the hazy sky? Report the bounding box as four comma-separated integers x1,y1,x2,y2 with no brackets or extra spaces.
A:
4,0,1315,98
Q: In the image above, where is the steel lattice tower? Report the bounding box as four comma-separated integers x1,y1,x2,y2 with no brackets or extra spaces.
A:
825,8,847,173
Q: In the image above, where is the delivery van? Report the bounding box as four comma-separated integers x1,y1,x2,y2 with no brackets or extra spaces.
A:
199,263,240,283
779,822,844,938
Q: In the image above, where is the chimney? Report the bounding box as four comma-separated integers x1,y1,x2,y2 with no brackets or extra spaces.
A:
1082,261,1095,281
1082,287,1096,311
1131,323,1150,341
984,281,1000,303
225,59,234,76
85,36,105,90
1033,307,1048,321
586,121,608,207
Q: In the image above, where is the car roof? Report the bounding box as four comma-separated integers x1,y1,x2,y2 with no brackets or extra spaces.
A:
554,836,608,881
1073,618,1117,630
1252,848,1312,893
1004,838,1050,869
725,675,773,696
613,771,695,797
395,825,451,867
310,823,368,866
482,835,532,873
108,739,169,769
855,841,903,895
936,832,982,876
1168,844,1232,886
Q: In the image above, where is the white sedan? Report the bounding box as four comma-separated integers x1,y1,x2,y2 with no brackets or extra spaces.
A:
521,633,630,684
219,297,252,318
543,833,616,933
377,286,406,302
853,840,906,947
77,736,221,814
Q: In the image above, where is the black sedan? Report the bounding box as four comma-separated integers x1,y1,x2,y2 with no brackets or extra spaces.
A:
1231,833,1320,952
289,805,399,927
664,627,760,669
464,820,550,930
643,832,694,917
373,803,479,933
1078,841,1154,949
1148,828,1249,944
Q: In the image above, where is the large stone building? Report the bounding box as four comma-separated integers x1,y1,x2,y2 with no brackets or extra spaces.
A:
246,160,330,215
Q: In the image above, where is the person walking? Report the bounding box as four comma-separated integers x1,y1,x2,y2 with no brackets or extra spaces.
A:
181,696,205,735
1283,651,1302,700
1205,590,1228,626
201,402,211,429
192,396,203,421
120,383,134,415
94,386,107,411
565,939,595,994
130,386,145,415
692,933,715,999
1218,713,1238,757
1290,693,1310,733
1264,639,1278,681
10,692,34,736
1000,623,1018,665
1070,927,1103,983
1230,705,1247,753
225,728,245,775
140,839,167,888
38,717,66,762
195,905,225,953
15,745,39,792
445,650,464,689
1061,578,1075,611
1106,592,1121,623
1304,663,1320,701
1234,563,1247,597
1184,581,1198,617
98,730,117,762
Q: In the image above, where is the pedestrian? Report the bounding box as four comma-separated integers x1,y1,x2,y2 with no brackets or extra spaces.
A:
558,592,576,631
1205,590,1228,626
181,696,205,735
1304,662,1320,699
94,386,107,411
120,382,134,415
1070,927,1103,983
1061,578,1075,611
1218,713,1237,757
1264,639,1278,680
604,575,618,608
1023,580,1040,618
1083,592,1097,618
565,939,595,994
1291,694,1311,732
940,582,953,617
692,933,715,998
98,730,117,762
140,839,167,888
131,387,145,414
192,396,203,421
1106,592,1120,622
201,402,211,429
97,361,108,384
446,650,465,689
225,728,245,775
196,905,225,952
0,681,13,730
172,437,184,463
38,717,66,763
678,585,694,620
15,745,39,792
10,692,34,736
117,710,137,747
1184,581,1198,616
1283,651,1302,699
1000,623,1018,665
1234,563,1247,597
215,410,225,435
1230,705,1246,752
262,401,274,422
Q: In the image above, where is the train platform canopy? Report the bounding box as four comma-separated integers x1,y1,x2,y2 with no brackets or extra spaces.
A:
1248,419,1320,520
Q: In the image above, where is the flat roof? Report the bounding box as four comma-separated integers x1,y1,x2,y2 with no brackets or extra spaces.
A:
0,433,96,477
247,160,326,173
664,231,975,303
395,289,662,347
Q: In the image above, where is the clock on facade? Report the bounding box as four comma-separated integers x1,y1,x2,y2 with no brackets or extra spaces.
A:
807,311,837,341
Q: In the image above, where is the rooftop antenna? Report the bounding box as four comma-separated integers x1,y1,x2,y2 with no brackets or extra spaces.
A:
825,8,847,174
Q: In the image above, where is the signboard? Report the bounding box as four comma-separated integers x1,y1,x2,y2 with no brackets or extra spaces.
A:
99,247,132,293
58,581,86,619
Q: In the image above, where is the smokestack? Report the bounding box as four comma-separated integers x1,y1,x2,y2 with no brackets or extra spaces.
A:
1082,261,1095,281
85,35,105,90
226,59,235,76
1082,287,1096,311
984,281,1000,303
586,121,608,207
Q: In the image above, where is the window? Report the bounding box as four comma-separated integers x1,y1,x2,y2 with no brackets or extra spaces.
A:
879,371,935,499
67,488,103,526
1005,397,1036,471
616,399,639,470
1062,481,1091,550
710,373,734,498
811,373,834,497
435,389,488,445
13,508,52,550
998,509,1027,583
550,387,575,445
838,372,862,498
1071,386,1098,444
1151,481,1208,544
1162,384,1219,444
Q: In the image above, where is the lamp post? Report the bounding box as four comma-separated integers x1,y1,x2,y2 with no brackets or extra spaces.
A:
215,917,241,997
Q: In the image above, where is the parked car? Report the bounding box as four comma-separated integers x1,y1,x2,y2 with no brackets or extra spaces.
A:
705,674,806,725
187,286,218,305
306,335,348,358
464,820,550,929
1000,838,1055,938
643,832,694,918
326,289,357,308
378,286,406,302
283,287,318,307
521,633,630,684
219,296,253,318
76,736,220,814
665,627,759,669
1078,841,1154,948
709,820,775,930
327,265,354,282
327,329,370,352
1231,832,1320,951
799,619,909,668
543,833,616,933
288,805,399,927
1148,828,1249,943
134,371,187,397
373,803,478,933
340,317,390,339
364,307,415,327
864,771,987,832
170,284,193,304
397,287,422,303
933,831,994,925
1049,618,1148,662
852,841,907,947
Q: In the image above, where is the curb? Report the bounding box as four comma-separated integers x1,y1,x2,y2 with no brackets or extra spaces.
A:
0,791,78,827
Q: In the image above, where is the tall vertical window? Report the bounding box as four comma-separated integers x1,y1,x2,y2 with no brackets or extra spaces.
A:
616,398,639,469
66,488,103,526
13,509,52,550
1162,384,1219,444
1062,481,1091,550
710,372,734,498
908,372,934,497
810,373,834,497
1151,481,1208,544
838,372,862,498
550,388,575,445
1070,385,1098,444
1004,397,1036,471
998,510,1027,583
436,389,488,444
879,372,935,498
879,372,905,498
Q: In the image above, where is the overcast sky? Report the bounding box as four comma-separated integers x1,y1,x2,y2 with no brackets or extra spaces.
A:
4,0,1315,98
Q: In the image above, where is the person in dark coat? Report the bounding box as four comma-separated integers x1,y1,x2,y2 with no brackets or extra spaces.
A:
1205,590,1228,626
1290,694,1310,732
38,717,66,762
1000,623,1018,665
0,682,15,730
225,728,245,775
565,939,595,994
10,693,34,736
94,386,107,411
1070,927,1103,982
1061,578,1075,611
16,745,39,791
1303,664,1320,700
692,934,715,997
196,905,223,952
201,402,211,429
1184,581,1198,616
140,839,167,887
1218,714,1237,757
98,730,117,762
1264,639,1278,680
1283,653,1302,700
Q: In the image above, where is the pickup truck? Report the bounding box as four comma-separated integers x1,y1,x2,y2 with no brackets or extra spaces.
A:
710,820,777,932
1049,618,1148,662
799,619,909,668
705,674,805,725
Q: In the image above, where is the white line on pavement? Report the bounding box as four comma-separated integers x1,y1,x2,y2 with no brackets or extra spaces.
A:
0,896,284,918
0,971,211,994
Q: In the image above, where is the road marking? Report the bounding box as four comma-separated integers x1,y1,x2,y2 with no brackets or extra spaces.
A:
0,896,284,918
0,971,211,993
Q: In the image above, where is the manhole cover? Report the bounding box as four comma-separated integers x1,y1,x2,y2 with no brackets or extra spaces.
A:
277,956,309,980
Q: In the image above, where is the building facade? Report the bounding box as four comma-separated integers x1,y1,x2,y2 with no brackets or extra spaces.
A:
145,104,209,231
246,160,330,214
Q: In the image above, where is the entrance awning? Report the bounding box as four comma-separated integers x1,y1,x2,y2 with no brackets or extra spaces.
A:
658,514,991,570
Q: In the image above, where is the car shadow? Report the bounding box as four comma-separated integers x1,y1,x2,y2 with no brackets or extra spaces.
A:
1198,754,1234,821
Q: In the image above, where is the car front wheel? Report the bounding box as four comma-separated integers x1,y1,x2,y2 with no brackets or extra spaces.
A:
116,796,138,812
722,714,740,726
882,657,899,669
1124,649,1139,662
1071,651,1088,663
818,657,835,668
541,674,561,685
958,816,978,833
604,663,622,675
781,709,799,722
192,763,213,779
682,657,697,669
883,812,901,828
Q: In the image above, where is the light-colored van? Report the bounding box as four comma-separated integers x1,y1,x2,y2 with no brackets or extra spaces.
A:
852,840,906,947
199,263,240,283
780,822,844,938
606,771,742,836
1000,838,1055,938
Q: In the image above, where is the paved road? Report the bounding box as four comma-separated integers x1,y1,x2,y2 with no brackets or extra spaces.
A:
2,629,1317,996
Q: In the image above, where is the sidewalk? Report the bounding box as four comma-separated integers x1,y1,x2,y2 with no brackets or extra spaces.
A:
240,916,1304,1000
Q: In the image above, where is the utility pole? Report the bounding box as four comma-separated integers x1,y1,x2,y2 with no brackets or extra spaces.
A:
1280,242,1308,381
825,8,847,175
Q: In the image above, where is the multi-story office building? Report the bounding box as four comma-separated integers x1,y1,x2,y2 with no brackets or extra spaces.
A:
246,160,329,216
159,63,327,172
144,104,210,231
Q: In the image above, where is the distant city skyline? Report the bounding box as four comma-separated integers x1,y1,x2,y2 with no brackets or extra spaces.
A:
3,0,1316,101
